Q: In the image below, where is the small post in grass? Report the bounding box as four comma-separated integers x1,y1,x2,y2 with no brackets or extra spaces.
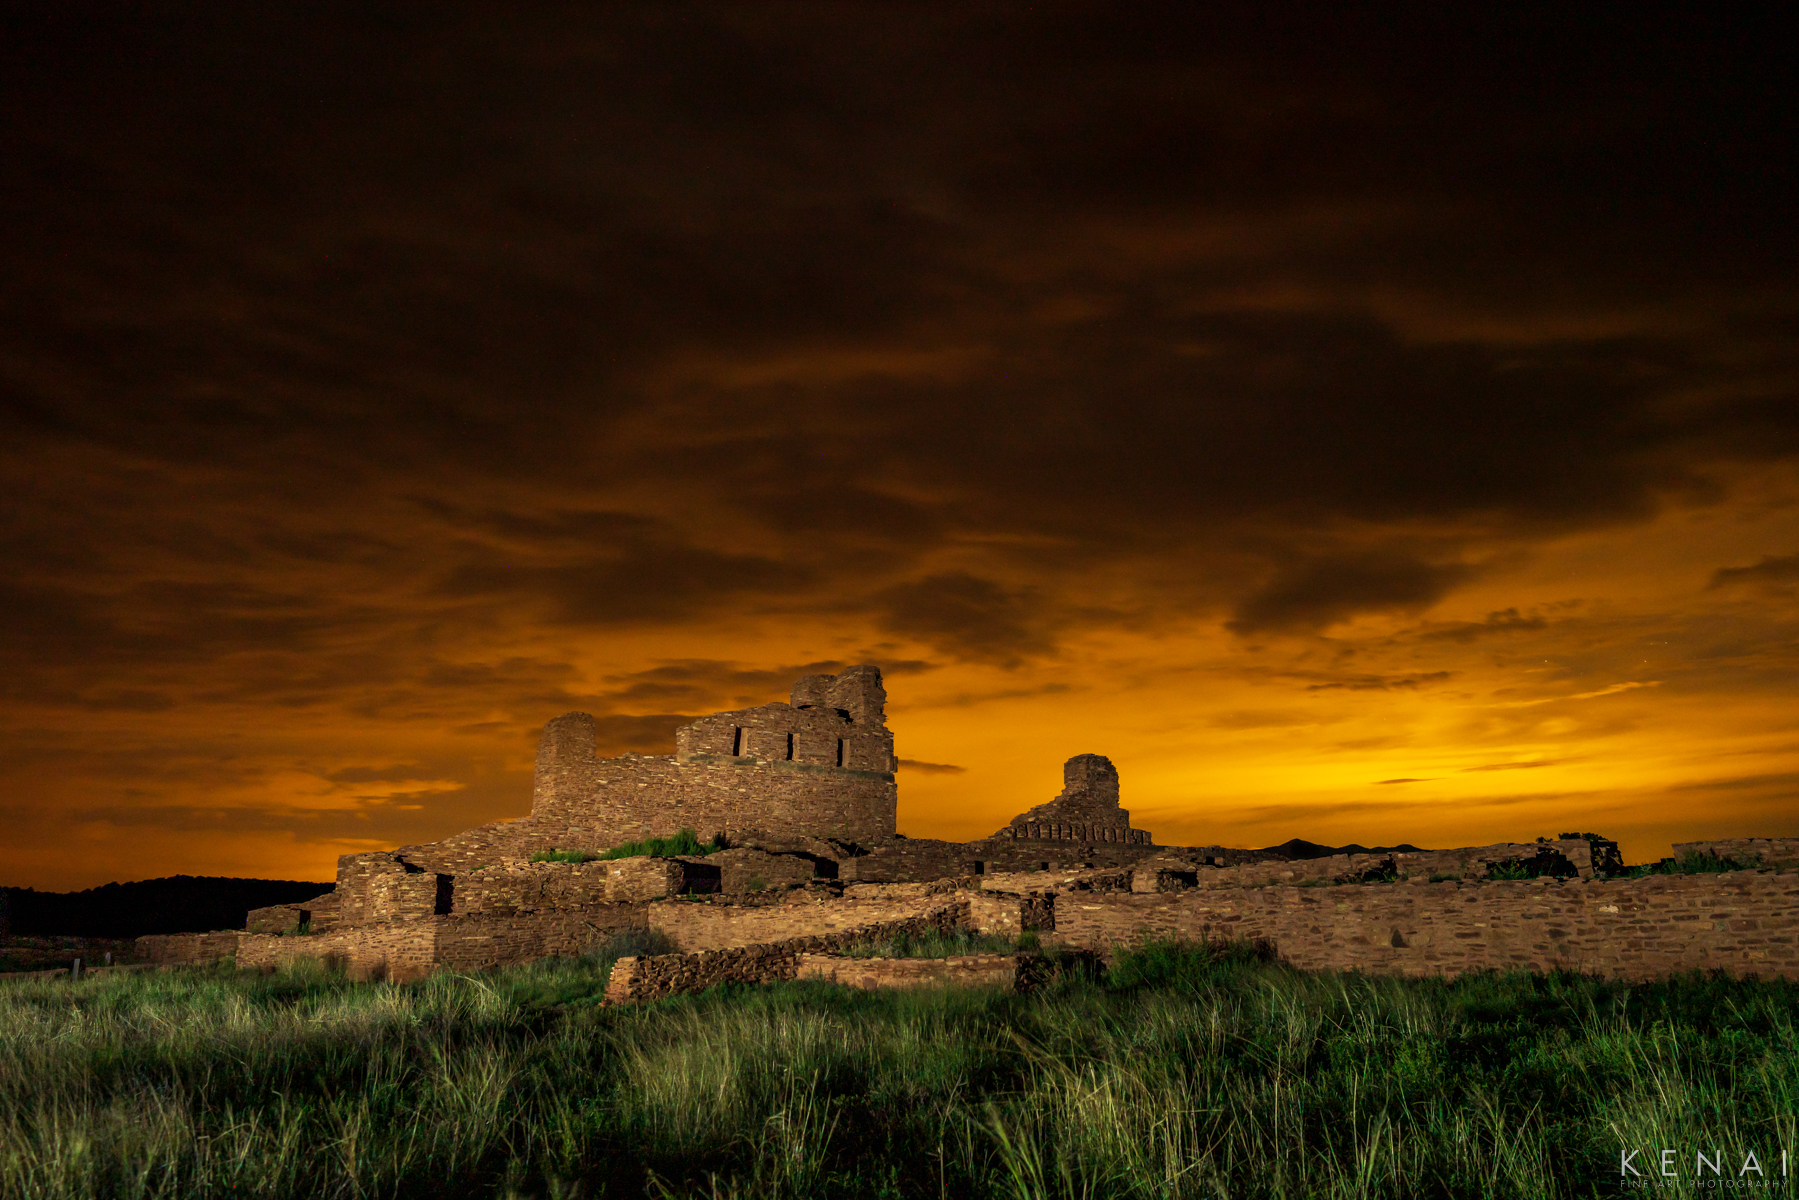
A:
72,957,81,980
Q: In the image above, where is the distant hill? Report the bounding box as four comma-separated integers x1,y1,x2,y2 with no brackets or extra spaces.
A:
1256,838,1427,860
0,875,335,939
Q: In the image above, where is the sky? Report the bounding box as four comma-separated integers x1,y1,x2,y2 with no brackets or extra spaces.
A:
2,3,1795,891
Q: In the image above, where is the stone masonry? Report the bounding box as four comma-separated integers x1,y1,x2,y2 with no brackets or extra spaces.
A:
1048,869,1799,982
125,663,1799,993
991,753,1153,845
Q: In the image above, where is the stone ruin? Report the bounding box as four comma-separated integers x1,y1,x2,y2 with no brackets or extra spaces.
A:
132,663,1799,990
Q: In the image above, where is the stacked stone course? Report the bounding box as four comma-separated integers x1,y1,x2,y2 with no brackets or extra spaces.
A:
1049,869,1799,981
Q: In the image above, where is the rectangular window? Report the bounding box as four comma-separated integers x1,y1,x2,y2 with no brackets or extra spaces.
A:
835,738,845,767
731,727,743,755
785,732,794,761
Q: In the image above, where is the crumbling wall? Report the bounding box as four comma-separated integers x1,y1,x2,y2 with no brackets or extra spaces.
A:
844,835,1163,882
1054,869,1799,981
391,670,899,877
603,900,966,1003
1673,837,1799,869
994,754,1152,844
1129,840,1614,892
649,892,972,952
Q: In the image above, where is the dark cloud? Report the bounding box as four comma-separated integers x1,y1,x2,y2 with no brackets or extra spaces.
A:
594,660,849,710
1709,553,1799,591
0,2,1796,885
1374,778,1431,785
874,573,1053,665
1460,760,1564,773
1420,608,1549,643
1304,672,1455,692
436,526,810,627
324,764,432,785
897,759,966,775
1666,772,1799,794
1229,555,1476,635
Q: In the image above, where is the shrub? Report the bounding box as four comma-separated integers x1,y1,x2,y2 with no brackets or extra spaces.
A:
529,848,599,864
1671,850,1761,874
1105,935,1276,990
1616,851,1762,878
596,828,727,860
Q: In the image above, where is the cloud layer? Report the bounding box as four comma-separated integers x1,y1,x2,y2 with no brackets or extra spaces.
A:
1,2,1794,886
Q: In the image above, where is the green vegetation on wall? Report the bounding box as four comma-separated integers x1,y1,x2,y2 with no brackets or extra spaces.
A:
527,829,728,865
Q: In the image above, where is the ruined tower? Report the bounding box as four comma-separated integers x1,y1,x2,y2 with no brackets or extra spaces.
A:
993,753,1152,845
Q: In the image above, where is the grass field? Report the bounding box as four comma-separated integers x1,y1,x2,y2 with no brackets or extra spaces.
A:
1,940,1794,1199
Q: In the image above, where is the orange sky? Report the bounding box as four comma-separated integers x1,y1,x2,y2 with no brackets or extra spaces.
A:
2,5,1795,890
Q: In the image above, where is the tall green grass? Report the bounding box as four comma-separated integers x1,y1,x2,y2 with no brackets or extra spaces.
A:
1,942,1793,1198
528,830,727,865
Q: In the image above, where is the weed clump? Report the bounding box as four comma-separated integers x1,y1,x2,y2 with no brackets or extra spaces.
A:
528,848,599,864
598,828,727,860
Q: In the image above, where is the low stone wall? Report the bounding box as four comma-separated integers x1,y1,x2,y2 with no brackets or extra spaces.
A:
1130,839,1615,893
649,891,968,952
232,902,649,981
844,836,1164,883
1674,838,1799,869
136,931,243,965
796,952,1017,990
1054,869,1799,980
604,901,968,1002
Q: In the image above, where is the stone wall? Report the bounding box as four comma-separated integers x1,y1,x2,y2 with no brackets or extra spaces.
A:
845,835,1164,883
232,902,649,981
649,891,972,952
449,856,708,913
245,903,308,935
796,952,1018,991
703,847,821,893
1052,869,1799,981
603,901,966,1003
994,754,1152,844
508,665,898,865
1128,839,1616,891
136,930,243,964
1674,838,1799,869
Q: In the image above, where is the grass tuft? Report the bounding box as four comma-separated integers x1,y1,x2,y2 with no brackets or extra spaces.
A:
597,829,728,861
